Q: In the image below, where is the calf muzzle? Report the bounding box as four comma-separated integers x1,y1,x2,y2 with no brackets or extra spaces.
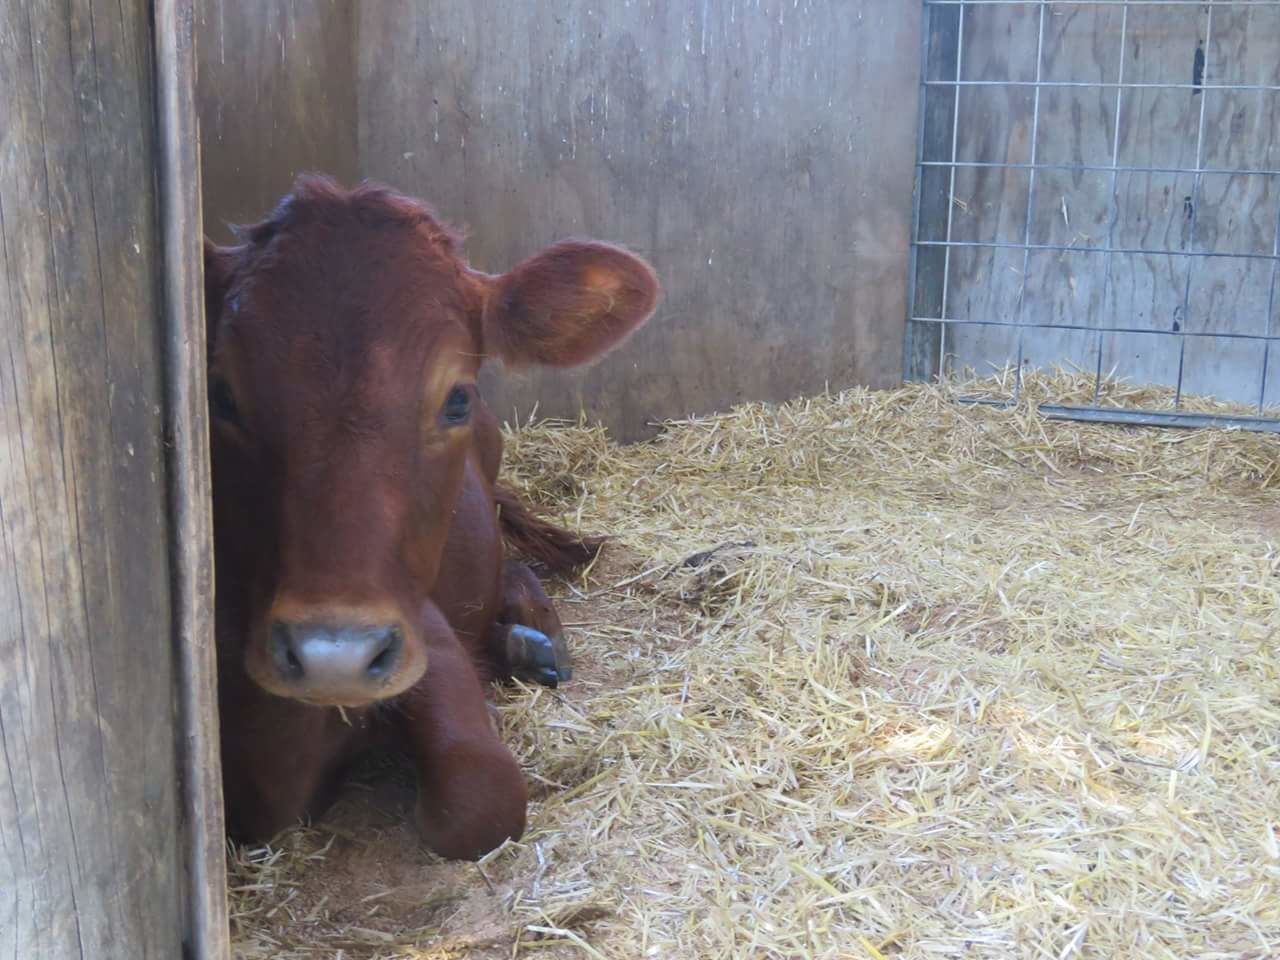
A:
268,620,405,703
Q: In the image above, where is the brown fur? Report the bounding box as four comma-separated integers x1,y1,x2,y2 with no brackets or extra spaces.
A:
494,485,604,573
208,175,657,860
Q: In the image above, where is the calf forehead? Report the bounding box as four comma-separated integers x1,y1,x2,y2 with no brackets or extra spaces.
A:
241,225,466,340
227,231,477,403
219,179,477,348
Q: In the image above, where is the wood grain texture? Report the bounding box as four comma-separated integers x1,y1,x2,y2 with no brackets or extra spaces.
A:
196,0,358,241
905,3,960,382
940,5,1280,407
358,1,921,441
157,0,230,956
0,0,187,957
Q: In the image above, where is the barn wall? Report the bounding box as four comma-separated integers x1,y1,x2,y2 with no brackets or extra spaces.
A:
193,4,922,439
196,0,359,241
1,1,222,957
357,1,922,440
923,3,1280,407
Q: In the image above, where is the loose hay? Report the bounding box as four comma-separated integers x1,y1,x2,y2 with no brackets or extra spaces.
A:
229,370,1280,959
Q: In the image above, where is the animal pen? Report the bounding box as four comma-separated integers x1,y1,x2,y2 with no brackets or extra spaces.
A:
3,2,1279,959
907,0,1280,430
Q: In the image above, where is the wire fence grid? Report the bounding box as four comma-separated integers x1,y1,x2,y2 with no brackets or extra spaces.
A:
906,0,1280,430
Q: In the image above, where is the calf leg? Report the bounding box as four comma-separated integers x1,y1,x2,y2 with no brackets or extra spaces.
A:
220,694,365,842
397,606,527,861
491,559,573,688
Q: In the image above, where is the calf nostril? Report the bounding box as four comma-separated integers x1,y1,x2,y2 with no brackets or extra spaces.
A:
265,619,406,693
269,622,305,680
365,626,402,680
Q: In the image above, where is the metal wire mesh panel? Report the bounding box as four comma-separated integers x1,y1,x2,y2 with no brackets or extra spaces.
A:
906,0,1280,428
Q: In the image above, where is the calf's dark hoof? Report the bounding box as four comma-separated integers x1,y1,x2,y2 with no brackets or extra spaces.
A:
503,623,572,688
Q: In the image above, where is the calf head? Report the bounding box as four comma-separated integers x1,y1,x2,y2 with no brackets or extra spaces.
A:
206,176,658,707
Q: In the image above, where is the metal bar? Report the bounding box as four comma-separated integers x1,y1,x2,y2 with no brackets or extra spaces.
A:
1013,1,1049,402
919,160,1280,177
1094,0,1129,403
905,0,952,383
911,0,1280,425
1260,218,1280,413
922,79,1280,91
956,398,1280,433
904,1,929,381
913,239,1280,261
938,0,966,378
1173,5,1214,409
1040,405,1280,433
153,0,232,957
1259,147,1280,411
927,1,1280,8
910,316,1280,341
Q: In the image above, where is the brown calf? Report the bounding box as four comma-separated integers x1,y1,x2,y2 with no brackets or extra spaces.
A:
205,176,657,860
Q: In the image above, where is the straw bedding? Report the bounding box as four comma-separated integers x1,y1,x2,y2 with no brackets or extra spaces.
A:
229,371,1280,959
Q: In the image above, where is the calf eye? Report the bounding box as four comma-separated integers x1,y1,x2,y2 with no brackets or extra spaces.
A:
441,385,473,426
210,377,241,426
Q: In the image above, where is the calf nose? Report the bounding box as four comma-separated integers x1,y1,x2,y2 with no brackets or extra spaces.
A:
269,621,403,700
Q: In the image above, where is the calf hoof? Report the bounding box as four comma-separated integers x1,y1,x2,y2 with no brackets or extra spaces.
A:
503,624,572,688
416,742,528,861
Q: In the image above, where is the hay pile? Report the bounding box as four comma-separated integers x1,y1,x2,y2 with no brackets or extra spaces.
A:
229,371,1280,959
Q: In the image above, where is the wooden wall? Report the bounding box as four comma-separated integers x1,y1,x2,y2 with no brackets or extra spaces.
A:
924,4,1280,407
359,1,922,440
1,1,223,956
195,2,922,442
196,0,358,241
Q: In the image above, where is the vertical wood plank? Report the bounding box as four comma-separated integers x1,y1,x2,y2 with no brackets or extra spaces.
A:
156,1,230,957
937,4,1280,406
1,0,218,955
195,0,358,241
358,1,922,441
906,2,961,381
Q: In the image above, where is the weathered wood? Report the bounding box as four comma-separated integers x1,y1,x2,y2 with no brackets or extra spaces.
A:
942,1,1039,381
358,1,922,441
906,2,961,382
194,3,922,439
196,0,358,241
941,4,1280,406
157,1,231,957
1,0,222,956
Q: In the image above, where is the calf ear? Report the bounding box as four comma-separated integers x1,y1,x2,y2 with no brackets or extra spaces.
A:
480,241,659,368
204,238,236,354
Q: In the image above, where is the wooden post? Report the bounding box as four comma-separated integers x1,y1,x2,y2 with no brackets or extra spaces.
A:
156,1,232,957
904,2,961,383
0,1,228,957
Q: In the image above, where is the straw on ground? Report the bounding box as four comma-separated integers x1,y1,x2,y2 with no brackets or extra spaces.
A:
229,370,1280,959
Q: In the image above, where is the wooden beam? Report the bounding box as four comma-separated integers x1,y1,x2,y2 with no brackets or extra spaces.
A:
155,0,230,957
0,0,185,955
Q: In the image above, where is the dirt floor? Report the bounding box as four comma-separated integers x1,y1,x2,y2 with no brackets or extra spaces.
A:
229,374,1280,959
